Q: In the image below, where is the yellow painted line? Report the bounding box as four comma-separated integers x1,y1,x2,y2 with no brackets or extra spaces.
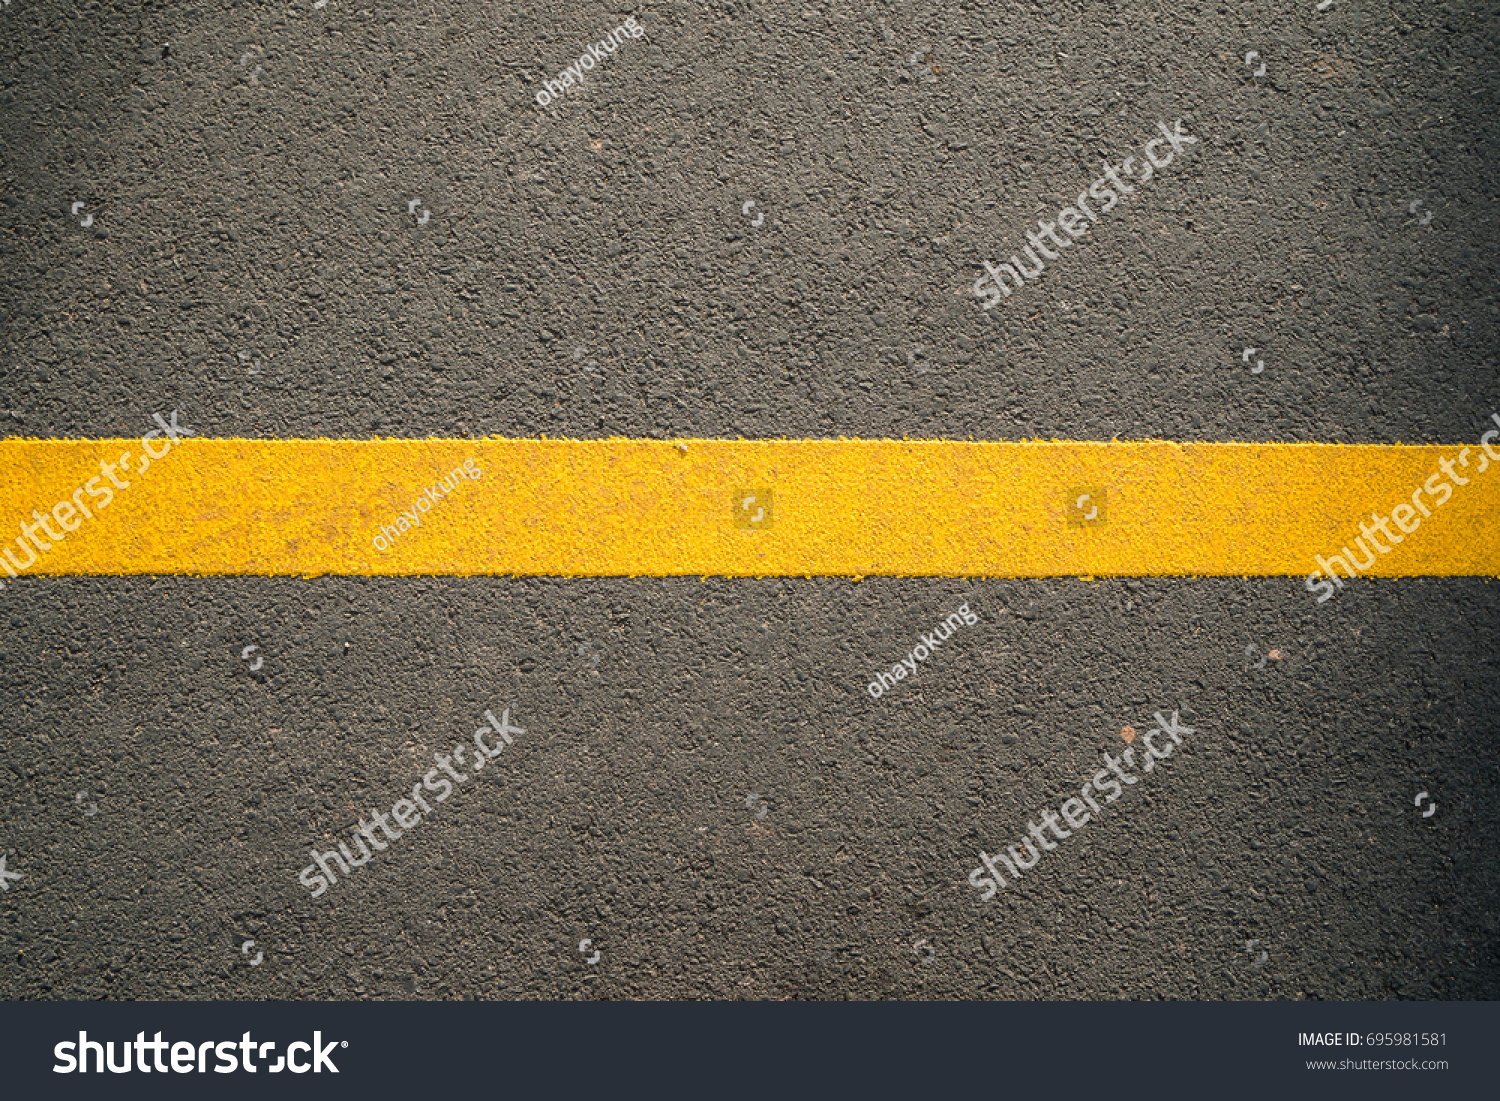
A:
0,438,1496,578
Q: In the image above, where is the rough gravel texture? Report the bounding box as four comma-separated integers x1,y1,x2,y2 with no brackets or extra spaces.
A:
1,1,1497,1000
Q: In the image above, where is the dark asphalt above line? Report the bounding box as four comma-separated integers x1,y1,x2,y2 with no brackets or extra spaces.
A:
0,2,1494,444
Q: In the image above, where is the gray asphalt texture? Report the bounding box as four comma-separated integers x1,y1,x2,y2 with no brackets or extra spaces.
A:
1,1,1498,1000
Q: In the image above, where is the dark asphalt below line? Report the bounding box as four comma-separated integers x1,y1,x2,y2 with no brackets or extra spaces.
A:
1,575,1495,999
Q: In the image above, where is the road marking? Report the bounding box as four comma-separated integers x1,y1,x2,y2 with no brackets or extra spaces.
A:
1,438,1496,577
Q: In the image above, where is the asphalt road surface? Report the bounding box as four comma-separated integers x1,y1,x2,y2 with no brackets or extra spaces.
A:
1,0,1497,1001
